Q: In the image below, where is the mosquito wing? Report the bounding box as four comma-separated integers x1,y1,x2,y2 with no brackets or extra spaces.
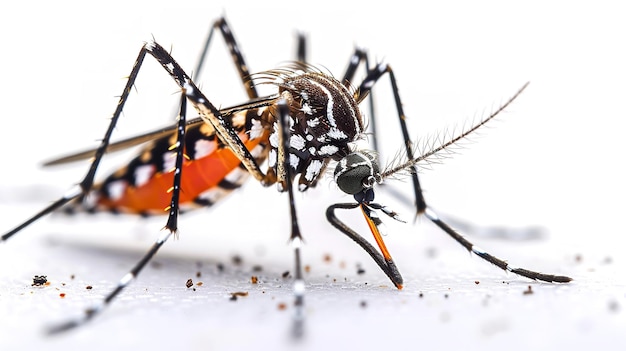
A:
42,95,279,166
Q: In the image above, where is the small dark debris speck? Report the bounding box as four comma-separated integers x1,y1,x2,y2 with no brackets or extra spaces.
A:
444,293,449,299
231,255,243,265
282,271,290,279
323,253,332,263
217,263,225,272
277,302,287,310
475,281,480,285
251,276,258,284
70,274,75,280
85,285,93,290
356,265,366,275
32,275,47,286
523,285,534,295
360,300,367,308
252,265,263,272
186,279,193,288
59,293,66,298
196,271,202,278
304,265,311,273
419,292,424,298
229,291,249,301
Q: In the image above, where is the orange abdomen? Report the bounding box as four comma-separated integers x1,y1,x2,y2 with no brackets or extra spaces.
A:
96,129,269,214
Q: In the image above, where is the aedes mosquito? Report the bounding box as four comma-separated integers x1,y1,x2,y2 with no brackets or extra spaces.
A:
1,17,571,334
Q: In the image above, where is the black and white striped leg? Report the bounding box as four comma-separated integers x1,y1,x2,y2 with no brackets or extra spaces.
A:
342,57,426,217
47,93,189,334
276,100,306,338
341,49,379,152
195,17,258,99
1,45,150,242
423,208,573,283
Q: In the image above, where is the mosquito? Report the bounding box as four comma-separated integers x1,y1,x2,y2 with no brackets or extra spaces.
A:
1,17,571,335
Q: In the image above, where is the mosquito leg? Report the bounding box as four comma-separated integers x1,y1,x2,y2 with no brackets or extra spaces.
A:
1,47,150,241
342,53,425,215
359,64,426,215
326,203,404,288
47,93,189,334
423,208,572,283
276,99,305,337
275,100,306,338
143,41,272,183
296,32,307,62
340,50,380,154
195,17,258,99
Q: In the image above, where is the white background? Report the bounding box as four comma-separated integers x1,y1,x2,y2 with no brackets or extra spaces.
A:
0,0,624,350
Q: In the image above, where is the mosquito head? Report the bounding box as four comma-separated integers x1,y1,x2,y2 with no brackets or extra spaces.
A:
334,151,382,196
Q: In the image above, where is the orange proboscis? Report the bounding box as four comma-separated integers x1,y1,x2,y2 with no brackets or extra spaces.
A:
361,204,403,289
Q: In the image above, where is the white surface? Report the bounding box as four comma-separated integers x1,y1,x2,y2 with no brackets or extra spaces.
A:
1,1,625,350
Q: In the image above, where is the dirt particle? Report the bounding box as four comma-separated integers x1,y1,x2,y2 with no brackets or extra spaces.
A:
360,300,367,308
252,265,263,272
196,281,203,287
59,293,66,298
523,285,534,295
196,271,202,278
85,285,93,290
251,276,259,284
475,281,480,285
277,302,287,310
357,265,366,275
186,279,193,288
229,291,249,301
231,255,243,265
304,265,311,273
323,253,332,263
282,271,290,279
32,275,47,287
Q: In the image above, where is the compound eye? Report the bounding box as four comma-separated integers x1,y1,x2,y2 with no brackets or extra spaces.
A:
334,153,376,195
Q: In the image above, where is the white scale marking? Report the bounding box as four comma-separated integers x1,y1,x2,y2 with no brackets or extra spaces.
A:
162,151,176,172
194,139,216,159
305,159,323,181
134,165,155,187
248,119,264,139
290,154,300,169
107,180,127,201
290,134,306,150
319,145,339,156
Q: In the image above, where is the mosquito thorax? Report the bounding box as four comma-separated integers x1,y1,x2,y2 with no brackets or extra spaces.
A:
334,151,382,195
269,70,365,191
